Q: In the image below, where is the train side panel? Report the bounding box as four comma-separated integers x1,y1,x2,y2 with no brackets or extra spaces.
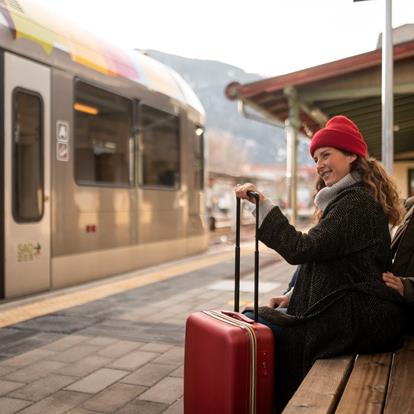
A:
49,69,207,290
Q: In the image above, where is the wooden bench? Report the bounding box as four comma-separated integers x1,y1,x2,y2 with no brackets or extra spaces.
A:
282,335,414,414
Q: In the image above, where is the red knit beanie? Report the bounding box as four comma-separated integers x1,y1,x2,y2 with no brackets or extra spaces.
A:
309,115,367,158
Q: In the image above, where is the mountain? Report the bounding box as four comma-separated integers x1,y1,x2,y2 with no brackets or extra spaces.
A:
146,50,311,167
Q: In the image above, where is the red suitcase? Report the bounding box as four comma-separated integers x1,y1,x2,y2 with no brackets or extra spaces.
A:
184,193,274,414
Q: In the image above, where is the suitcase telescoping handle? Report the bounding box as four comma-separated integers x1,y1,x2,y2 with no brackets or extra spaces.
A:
235,191,260,322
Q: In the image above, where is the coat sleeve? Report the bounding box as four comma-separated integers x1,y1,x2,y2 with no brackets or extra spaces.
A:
257,191,383,265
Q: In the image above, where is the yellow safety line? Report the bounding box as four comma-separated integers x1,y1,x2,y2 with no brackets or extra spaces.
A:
0,247,254,328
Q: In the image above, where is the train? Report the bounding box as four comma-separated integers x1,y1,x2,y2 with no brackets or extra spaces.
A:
0,0,208,299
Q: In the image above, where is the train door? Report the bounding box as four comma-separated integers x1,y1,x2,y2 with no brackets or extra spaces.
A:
3,52,51,298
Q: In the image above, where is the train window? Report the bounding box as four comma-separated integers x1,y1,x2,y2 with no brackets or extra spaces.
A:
12,89,44,222
194,126,204,190
140,105,180,188
74,81,133,187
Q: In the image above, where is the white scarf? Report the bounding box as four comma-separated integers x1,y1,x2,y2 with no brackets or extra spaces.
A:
314,173,359,211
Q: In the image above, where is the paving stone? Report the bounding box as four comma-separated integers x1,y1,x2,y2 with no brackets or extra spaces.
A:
65,368,129,394
59,299,118,316
138,377,183,404
0,330,38,355
85,337,117,346
14,315,100,334
0,349,55,368
8,373,77,401
31,332,65,344
82,382,146,412
98,340,142,358
0,341,49,361
140,343,173,353
108,350,158,370
115,399,167,414
4,360,66,383
160,298,186,307
118,307,160,320
116,313,140,322
17,390,91,414
0,332,64,360
66,408,101,414
43,335,89,351
152,347,184,366
166,304,194,314
0,396,31,413
59,303,125,320
50,344,101,363
142,311,174,323
169,365,184,378
56,355,111,377
0,365,18,377
162,397,183,414
83,319,138,332
6,333,66,358
163,317,186,325
0,328,28,341
197,290,225,299
121,363,176,386
0,379,24,395
79,321,184,346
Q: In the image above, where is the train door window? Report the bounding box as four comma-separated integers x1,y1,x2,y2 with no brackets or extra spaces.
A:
140,105,180,188
12,89,44,222
74,81,133,186
194,126,204,190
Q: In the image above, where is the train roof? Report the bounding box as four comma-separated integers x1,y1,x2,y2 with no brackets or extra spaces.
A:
0,0,205,116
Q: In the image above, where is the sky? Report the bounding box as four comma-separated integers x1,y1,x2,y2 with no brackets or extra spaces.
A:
34,0,414,77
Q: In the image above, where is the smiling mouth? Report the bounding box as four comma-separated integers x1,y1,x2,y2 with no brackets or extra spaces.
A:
320,171,331,180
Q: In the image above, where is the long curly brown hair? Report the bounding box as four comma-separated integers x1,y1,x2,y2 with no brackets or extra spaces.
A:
314,153,404,225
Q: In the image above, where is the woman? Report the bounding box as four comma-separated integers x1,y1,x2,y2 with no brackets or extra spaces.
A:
235,115,406,413
383,196,414,305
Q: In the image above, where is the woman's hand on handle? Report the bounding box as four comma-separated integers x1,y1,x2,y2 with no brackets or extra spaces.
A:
234,183,265,203
269,295,290,309
382,271,404,296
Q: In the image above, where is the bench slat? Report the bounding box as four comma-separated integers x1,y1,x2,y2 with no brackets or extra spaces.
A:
384,336,414,414
282,355,354,414
335,352,392,414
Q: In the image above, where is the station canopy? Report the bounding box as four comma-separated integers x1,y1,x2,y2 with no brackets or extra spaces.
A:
225,39,414,161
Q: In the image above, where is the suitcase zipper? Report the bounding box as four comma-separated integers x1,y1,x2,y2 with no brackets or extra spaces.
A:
204,310,257,414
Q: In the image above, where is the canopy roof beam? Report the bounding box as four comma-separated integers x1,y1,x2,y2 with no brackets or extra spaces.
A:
299,102,328,127
300,83,414,101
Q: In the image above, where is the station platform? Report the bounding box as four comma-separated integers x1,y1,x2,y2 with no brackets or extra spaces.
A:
0,241,294,414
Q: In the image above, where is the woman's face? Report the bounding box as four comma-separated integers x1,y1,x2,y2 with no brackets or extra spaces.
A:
313,147,357,187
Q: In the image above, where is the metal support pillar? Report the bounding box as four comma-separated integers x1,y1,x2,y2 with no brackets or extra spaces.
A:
382,0,393,173
284,87,300,225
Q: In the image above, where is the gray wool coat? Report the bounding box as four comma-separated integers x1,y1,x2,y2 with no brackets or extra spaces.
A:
258,182,405,411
